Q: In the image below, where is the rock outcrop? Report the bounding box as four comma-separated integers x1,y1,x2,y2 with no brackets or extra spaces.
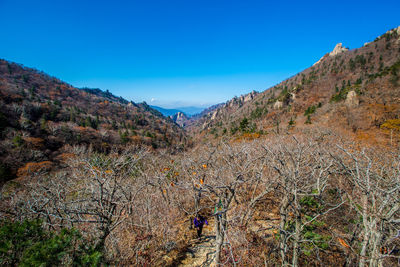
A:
385,25,400,37
345,91,359,107
171,112,188,127
314,43,349,66
210,110,219,120
329,43,348,57
243,90,257,102
225,91,258,108
273,100,283,110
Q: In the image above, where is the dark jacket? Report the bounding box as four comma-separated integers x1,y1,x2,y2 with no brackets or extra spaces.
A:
193,216,208,228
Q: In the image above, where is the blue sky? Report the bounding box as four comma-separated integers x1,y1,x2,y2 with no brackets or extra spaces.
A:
1,0,399,108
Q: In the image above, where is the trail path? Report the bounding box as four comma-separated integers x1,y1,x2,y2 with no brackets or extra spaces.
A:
176,206,279,266
178,222,216,266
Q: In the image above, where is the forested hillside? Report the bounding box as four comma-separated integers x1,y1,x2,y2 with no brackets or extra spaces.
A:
0,60,187,183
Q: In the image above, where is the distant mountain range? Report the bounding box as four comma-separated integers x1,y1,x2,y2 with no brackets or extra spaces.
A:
150,105,205,116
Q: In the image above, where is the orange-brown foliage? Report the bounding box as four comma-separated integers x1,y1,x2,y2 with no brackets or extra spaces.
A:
17,161,53,177
233,132,261,143
23,137,44,148
338,238,350,249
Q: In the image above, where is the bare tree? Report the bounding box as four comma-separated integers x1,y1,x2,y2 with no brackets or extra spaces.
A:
239,140,277,227
16,146,148,254
333,147,400,267
166,142,265,266
263,136,343,267
197,142,266,266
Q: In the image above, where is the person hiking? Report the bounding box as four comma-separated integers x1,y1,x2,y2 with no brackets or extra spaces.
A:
193,214,208,238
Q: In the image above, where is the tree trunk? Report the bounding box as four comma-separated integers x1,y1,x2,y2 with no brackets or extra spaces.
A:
96,223,111,253
369,220,383,267
214,213,225,266
279,194,289,266
359,195,370,267
292,210,301,267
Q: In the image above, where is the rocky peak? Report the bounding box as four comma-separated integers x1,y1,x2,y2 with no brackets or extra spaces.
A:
384,25,400,36
314,43,348,66
395,25,400,35
225,90,258,108
243,90,258,102
329,43,348,57
171,112,188,127
175,112,185,119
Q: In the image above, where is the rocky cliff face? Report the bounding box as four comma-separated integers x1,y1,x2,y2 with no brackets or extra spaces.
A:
225,90,258,108
186,90,259,131
171,112,189,127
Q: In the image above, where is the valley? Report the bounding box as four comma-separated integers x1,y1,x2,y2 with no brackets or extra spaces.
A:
0,26,399,266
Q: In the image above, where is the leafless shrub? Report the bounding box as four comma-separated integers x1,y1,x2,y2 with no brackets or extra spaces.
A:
332,146,400,267
262,135,344,267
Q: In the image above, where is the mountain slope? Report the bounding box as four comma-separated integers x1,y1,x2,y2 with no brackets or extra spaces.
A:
0,60,187,183
188,26,400,145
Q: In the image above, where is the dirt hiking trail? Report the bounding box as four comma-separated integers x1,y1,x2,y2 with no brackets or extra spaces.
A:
178,222,216,266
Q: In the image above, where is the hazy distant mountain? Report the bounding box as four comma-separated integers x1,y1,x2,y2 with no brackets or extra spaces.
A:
175,106,205,116
150,106,182,116
150,105,205,116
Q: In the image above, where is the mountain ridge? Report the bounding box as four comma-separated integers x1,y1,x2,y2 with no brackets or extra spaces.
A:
0,59,188,183
187,26,400,145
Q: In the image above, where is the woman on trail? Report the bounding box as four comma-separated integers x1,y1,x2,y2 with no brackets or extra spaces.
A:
193,214,208,238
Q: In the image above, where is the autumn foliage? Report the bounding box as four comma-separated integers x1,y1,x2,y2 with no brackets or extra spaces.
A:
17,161,53,177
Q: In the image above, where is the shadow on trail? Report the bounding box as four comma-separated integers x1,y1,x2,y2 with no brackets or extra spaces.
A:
178,235,216,266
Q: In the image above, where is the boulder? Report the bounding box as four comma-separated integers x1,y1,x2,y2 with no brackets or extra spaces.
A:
273,100,283,109
345,90,359,107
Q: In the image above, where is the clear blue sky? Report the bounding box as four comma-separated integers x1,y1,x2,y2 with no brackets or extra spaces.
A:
1,0,399,108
